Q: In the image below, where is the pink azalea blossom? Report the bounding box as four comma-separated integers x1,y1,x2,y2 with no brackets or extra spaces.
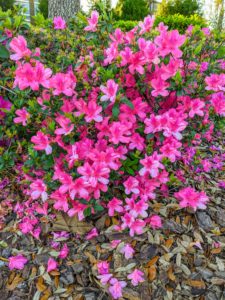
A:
59,244,69,259
9,35,31,61
30,179,48,202
47,258,58,272
53,16,66,30
119,243,135,259
55,115,74,135
97,261,109,275
151,77,170,97
31,131,52,155
127,269,145,286
97,273,113,285
147,215,162,229
8,255,28,270
110,240,121,249
84,11,99,32
100,79,118,103
107,197,124,216
123,177,139,195
86,228,98,240
211,92,225,116
14,108,30,126
174,187,209,211
129,219,146,237
139,152,164,178
50,72,76,96
139,15,155,34
78,162,110,187
0,96,12,119
205,74,225,92
109,278,127,299
189,98,205,118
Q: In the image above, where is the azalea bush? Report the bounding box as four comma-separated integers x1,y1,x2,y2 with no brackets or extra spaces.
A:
1,9,225,299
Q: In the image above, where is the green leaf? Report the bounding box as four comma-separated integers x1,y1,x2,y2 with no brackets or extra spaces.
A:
94,204,104,212
112,102,120,118
84,207,92,217
0,44,9,59
121,97,134,109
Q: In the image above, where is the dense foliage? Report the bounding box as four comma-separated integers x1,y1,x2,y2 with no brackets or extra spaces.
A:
1,7,225,299
113,14,207,32
38,0,48,19
0,0,15,12
114,0,149,21
157,0,202,17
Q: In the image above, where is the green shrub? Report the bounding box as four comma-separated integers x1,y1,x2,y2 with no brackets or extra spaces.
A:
113,14,207,33
114,0,149,21
157,0,202,17
0,0,15,11
38,0,48,19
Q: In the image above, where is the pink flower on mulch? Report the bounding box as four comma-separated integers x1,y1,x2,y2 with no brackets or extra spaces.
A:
109,278,127,299
97,273,113,285
53,16,66,30
147,215,162,229
97,261,109,275
110,240,121,249
86,227,98,240
47,258,58,272
59,244,69,259
127,269,145,286
8,255,28,270
119,243,135,259
174,187,209,211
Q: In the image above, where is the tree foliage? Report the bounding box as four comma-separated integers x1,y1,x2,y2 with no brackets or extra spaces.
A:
157,0,202,17
39,0,48,18
0,0,15,11
114,0,149,21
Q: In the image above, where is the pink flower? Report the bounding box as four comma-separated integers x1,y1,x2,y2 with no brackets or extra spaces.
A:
100,79,118,103
50,72,76,96
30,179,48,202
211,92,225,116
120,243,135,259
109,278,127,299
139,152,164,178
110,240,121,249
9,35,31,61
0,96,12,119
189,98,205,118
205,74,225,92
97,273,113,285
123,177,139,195
47,258,58,272
86,228,98,240
14,108,30,126
53,16,66,30
151,77,170,97
8,255,28,270
84,11,99,32
14,62,52,91
147,215,162,229
59,244,69,259
174,187,209,211
31,131,52,155
107,197,124,216
139,15,155,34
78,162,110,187
129,219,146,237
55,115,74,135
97,261,109,275
127,269,144,286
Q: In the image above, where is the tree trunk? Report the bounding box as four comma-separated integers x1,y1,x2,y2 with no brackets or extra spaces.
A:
48,0,80,20
217,0,224,30
29,0,35,23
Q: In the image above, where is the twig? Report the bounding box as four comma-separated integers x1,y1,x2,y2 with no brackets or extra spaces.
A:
0,85,17,95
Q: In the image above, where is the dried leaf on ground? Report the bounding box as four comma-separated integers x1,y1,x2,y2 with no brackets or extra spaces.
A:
52,212,93,235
